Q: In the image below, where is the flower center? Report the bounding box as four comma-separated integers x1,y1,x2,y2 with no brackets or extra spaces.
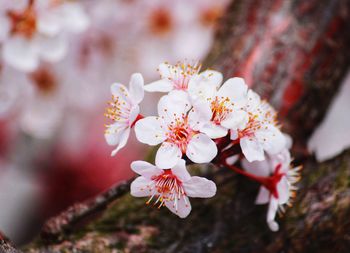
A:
104,87,131,123
210,96,233,124
149,8,173,35
147,170,185,209
171,62,201,90
29,68,57,95
238,113,261,138
166,118,195,153
7,2,37,39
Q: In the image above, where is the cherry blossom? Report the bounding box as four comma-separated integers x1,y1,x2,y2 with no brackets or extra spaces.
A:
0,0,89,72
190,77,249,139
230,90,285,162
104,73,145,156
135,91,217,169
242,147,301,231
144,61,222,94
130,159,217,218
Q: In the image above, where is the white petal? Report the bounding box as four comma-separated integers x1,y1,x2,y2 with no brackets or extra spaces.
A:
3,37,39,72
230,129,238,140
277,176,290,204
158,63,174,79
256,125,285,155
129,73,144,104
0,15,10,41
111,128,130,156
217,77,248,102
221,110,249,130
187,102,212,131
170,159,190,182
37,11,62,36
104,122,127,145
36,34,67,62
157,92,190,123
255,186,270,204
240,137,265,162
135,117,166,145
241,158,271,177
200,122,228,139
155,142,182,169
183,176,217,198
267,197,279,231
144,79,173,92
129,106,140,126
110,83,130,102
225,155,239,165
130,177,154,197
186,133,217,163
57,2,90,33
164,196,191,218
130,161,163,179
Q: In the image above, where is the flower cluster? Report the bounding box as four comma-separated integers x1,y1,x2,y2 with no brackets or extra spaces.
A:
104,60,301,231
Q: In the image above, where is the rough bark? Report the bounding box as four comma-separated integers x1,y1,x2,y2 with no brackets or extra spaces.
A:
10,0,350,252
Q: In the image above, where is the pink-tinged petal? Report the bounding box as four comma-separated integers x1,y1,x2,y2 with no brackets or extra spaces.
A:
157,92,190,123
255,186,270,204
104,122,127,146
256,125,285,155
171,159,190,182
129,73,144,104
57,2,90,33
164,196,191,218
155,142,182,169
144,79,173,92
111,128,130,156
267,197,279,232
134,117,166,145
221,110,249,130
36,34,67,62
240,137,265,162
130,161,163,179
130,177,154,197
183,176,217,198
129,106,140,126
3,37,39,72
200,122,228,139
186,133,217,163
241,158,270,177
277,176,290,204
217,77,248,102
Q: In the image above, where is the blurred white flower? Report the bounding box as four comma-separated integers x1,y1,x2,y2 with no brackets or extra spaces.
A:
104,73,145,156
130,159,217,218
0,0,89,72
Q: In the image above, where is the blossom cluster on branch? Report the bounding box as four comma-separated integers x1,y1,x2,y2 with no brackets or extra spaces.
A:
104,60,301,231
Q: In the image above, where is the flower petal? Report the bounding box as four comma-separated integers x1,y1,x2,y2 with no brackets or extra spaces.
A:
129,73,144,104
56,2,90,33
36,34,67,62
3,37,39,72
111,128,130,156
164,195,191,218
255,186,270,204
130,161,163,179
217,77,248,102
130,177,154,197
155,142,182,169
277,176,290,204
188,102,212,131
241,158,270,177
240,136,265,162
183,176,217,198
144,79,173,92
171,159,191,182
267,197,279,231
157,92,190,123
221,110,249,130
256,124,285,155
104,122,127,146
200,122,228,139
135,116,166,145
186,133,217,163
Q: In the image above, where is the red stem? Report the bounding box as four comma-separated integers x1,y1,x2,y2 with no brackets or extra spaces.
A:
130,114,144,128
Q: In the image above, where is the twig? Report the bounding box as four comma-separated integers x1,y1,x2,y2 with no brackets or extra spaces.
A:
40,178,133,240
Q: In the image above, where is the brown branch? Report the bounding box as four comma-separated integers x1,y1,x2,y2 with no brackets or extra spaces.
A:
40,179,133,241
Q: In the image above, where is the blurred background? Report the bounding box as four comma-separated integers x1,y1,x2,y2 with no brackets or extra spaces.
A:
0,0,229,244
